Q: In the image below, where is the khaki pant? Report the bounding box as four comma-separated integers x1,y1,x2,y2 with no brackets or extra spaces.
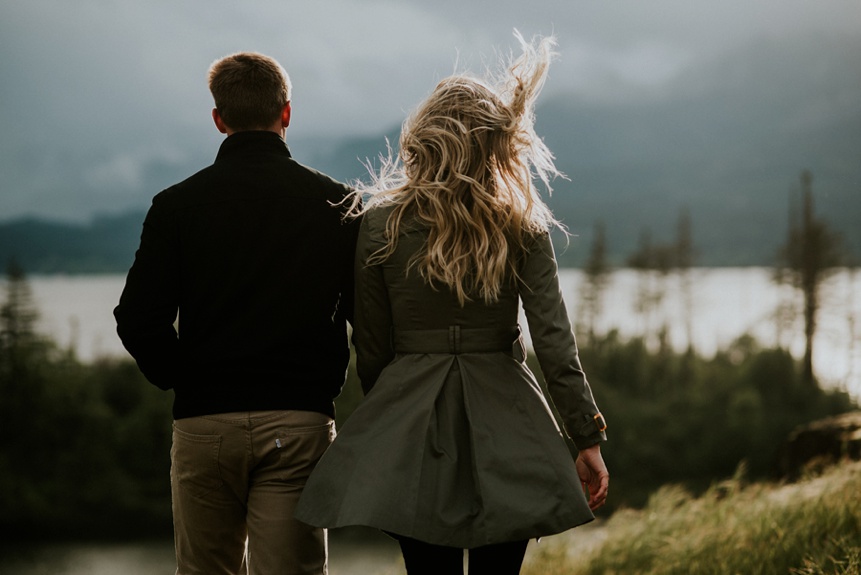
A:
171,410,335,575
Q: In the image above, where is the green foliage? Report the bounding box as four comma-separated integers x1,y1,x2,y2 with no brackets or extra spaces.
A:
0,262,855,542
520,329,856,511
0,349,174,540
565,330,856,510
0,263,173,540
522,461,861,575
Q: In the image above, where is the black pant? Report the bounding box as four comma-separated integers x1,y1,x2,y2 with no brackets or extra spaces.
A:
396,535,529,575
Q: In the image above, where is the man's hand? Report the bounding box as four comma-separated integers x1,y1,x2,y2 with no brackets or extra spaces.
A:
576,444,609,511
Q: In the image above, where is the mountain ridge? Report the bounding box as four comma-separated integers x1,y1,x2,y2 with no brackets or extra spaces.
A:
2,33,858,272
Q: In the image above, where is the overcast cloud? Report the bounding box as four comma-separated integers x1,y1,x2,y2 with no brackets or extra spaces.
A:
1,0,859,221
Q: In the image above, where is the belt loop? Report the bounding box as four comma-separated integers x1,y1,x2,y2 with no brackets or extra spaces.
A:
448,325,461,354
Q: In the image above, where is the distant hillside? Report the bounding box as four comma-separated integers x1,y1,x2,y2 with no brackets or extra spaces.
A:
532,34,861,266
2,34,858,273
0,213,143,274
301,34,860,268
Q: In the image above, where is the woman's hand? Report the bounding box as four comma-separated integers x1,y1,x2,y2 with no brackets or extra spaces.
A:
576,444,609,511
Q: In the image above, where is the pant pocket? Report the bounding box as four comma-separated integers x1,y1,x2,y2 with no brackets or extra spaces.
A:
171,425,224,498
274,420,336,485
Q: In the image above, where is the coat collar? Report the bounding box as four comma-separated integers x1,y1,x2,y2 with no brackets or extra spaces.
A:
215,131,293,162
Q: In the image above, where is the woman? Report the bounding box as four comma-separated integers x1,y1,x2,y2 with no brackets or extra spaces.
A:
295,33,609,574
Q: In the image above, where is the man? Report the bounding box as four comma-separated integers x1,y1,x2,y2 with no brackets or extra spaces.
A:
114,52,358,575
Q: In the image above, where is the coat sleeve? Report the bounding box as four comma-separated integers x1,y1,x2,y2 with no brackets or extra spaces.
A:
352,212,395,394
518,232,607,450
113,193,181,391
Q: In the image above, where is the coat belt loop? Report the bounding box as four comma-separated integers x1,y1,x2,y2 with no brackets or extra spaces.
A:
448,325,461,354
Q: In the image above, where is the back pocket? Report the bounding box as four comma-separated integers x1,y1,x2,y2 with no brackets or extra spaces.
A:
171,426,224,498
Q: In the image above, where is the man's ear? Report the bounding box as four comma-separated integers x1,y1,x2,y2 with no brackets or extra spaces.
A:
212,108,229,134
281,102,292,129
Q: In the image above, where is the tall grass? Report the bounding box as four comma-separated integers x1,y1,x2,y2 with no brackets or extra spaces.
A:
523,461,861,575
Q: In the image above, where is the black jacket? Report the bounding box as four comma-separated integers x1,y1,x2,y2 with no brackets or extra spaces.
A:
114,131,359,419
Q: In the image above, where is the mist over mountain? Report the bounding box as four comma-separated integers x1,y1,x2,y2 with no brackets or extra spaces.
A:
2,33,858,273
298,33,861,267
534,33,861,266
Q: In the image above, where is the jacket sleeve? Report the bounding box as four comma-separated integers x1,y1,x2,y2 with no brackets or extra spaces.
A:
518,232,607,450
334,209,361,328
351,212,394,395
113,194,181,391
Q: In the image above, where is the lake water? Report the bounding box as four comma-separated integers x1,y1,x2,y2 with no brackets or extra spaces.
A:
0,525,603,574
0,528,403,575
13,267,860,398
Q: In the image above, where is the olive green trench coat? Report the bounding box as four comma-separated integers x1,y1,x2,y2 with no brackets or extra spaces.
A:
295,206,607,548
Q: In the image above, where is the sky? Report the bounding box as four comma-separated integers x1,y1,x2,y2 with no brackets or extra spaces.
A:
1,0,860,222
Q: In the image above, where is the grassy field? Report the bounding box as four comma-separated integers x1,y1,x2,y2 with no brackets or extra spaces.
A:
522,460,861,575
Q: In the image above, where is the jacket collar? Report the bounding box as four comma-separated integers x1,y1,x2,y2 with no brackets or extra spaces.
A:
215,131,293,162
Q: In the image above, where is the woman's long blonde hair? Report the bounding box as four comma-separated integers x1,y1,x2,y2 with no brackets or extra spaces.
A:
353,32,563,305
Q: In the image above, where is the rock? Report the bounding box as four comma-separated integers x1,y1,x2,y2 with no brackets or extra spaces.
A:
778,411,861,480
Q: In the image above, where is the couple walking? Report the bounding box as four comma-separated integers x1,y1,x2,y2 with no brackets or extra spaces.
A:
115,34,608,575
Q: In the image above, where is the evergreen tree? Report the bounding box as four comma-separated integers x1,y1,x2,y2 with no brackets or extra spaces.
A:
675,207,695,354
628,229,674,347
777,170,843,387
580,220,611,344
0,258,39,355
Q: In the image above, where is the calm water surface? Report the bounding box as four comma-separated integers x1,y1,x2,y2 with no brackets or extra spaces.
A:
17,268,861,397
0,529,403,575
0,527,605,575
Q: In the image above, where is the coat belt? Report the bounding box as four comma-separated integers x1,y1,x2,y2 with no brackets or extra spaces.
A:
392,326,522,355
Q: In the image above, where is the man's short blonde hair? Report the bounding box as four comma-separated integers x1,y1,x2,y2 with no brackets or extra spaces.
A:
208,52,291,131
